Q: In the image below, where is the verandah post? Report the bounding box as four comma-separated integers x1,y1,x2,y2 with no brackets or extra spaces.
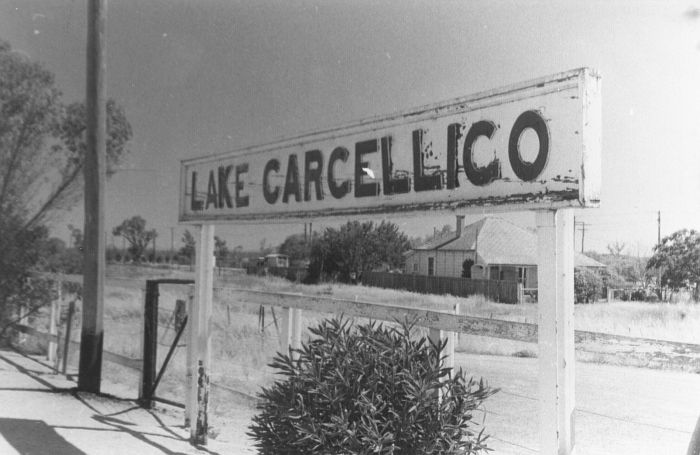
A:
536,209,575,454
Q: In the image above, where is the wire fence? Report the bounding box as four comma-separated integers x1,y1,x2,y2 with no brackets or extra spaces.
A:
7,272,700,453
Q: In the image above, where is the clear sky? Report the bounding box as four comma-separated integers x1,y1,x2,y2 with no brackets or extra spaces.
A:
2,0,699,255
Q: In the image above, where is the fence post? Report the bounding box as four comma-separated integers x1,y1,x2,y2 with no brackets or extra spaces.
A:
427,323,454,401
48,280,61,363
280,307,302,358
140,280,159,408
185,285,195,428
174,299,187,332
62,301,75,375
446,302,459,369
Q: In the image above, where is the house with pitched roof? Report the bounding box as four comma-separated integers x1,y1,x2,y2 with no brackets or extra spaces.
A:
405,216,605,291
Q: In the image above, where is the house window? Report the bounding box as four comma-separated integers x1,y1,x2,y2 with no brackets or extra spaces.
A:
428,257,435,276
413,263,418,273
462,259,474,278
490,266,499,280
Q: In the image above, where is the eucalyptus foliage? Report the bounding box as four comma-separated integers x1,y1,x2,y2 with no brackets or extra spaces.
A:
308,220,410,283
0,39,131,332
647,229,700,300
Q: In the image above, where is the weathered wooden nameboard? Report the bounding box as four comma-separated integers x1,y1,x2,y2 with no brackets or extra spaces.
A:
180,68,600,223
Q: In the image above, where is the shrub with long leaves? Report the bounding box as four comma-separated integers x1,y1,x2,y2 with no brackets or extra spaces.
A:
248,318,497,454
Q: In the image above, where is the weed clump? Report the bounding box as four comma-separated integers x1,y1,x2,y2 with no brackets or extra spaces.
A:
248,318,497,454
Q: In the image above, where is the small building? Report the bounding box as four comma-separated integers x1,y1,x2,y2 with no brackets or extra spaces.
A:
263,254,290,268
405,216,605,291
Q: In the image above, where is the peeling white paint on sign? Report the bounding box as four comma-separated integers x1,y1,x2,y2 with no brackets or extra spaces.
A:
179,68,601,223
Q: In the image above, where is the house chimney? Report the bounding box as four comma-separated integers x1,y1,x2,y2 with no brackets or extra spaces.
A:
456,215,464,237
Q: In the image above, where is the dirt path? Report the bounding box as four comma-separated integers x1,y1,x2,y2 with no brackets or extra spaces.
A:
2,346,698,454
457,353,700,454
0,348,253,455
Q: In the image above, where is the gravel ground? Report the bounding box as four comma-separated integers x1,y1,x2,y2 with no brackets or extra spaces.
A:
0,348,253,455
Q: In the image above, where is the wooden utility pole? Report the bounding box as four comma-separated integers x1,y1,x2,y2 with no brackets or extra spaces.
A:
657,210,661,246
79,0,106,393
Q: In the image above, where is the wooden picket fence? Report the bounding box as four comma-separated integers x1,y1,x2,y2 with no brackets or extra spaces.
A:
362,271,524,304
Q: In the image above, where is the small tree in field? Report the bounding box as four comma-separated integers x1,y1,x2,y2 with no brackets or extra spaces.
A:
574,269,602,303
278,233,314,263
214,235,228,267
647,229,700,301
179,229,196,264
112,216,157,263
309,220,410,282
249,318,497,454
606,241,627,257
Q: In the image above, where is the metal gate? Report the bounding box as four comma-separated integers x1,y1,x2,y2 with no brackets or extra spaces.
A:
139,279,194,409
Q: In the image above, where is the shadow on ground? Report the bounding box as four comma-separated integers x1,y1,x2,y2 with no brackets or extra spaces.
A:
0,418,86,455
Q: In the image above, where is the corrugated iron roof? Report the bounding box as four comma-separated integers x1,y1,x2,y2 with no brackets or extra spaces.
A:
574,252,606,268
412,230,460,250
443,217,537,265
413,216,606,268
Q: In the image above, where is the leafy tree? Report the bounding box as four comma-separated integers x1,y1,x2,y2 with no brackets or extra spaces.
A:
112,216,157,263
179,229,196,264
647,229,700,300
230,245,244,268
278,233,314,262
259,237,274,256
606,241,627,257
574,268,603,303
0,40,131,332
214,235,228,267
0,218,52,332
0,42,131,230
67,224,83,249
38,236,82,274
309,220,410,283
585,250,652,287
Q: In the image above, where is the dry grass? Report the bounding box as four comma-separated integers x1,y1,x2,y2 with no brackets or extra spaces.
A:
30,266,699,408
575,301,700,343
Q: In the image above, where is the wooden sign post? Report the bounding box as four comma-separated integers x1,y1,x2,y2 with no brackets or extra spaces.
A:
537,209,576,454
180,68,601,451
188,225,215,445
